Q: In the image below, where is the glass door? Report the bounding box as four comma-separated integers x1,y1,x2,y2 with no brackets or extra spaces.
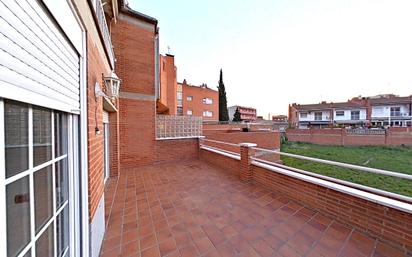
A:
0,99,76,257
103,123,109,183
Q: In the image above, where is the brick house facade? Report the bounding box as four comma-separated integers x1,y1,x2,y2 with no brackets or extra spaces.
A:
181,80,219,121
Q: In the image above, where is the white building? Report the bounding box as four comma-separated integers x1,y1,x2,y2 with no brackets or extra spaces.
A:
289,95,412,129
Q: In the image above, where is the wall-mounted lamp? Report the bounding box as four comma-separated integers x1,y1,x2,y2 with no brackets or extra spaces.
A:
103,71,121,99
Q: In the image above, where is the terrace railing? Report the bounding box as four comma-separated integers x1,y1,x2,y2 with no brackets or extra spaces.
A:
251,146,412,203
156,115,202,139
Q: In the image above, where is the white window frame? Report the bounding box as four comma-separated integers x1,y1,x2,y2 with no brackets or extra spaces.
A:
300,112,308,118
202,98,213,105
186,96,193,101
0,101,75,257
187,110,193,116
335,110,345,117
203,110,213,117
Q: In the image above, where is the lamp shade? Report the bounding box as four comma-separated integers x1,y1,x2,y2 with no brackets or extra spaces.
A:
103,71,121,99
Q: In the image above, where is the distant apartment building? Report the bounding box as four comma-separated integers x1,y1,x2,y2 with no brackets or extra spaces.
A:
181,80,219,121
158,56,219,120
272,115,288,122
289,94,412,129
228,105,257,122
158,54,177,115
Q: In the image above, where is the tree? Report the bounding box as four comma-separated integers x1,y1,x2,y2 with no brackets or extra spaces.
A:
233,107,242,122
217,69,229,121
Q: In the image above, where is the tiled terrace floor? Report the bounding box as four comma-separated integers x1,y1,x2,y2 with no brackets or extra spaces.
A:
100,160,407,257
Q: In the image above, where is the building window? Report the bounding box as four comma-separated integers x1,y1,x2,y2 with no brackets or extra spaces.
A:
186,96,192,101
314,112,322,121
203,111,213,117
336,110,344,117
300,112,307,118
390,107,401,117
177,107,183,116
351,111,360,120
3,100,71,257
202,98,213,104
187,110,192,115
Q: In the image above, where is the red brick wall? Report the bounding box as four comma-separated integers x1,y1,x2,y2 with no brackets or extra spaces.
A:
155,138,199,164
182,82,219,121
205,131,280,150
287,128,412,146
199,149,240,176
111,15,157,168
118,98,156,168
87,35,112,221
159,55,177,115
252,165,412,254
199,148,412,254
203,123,273,133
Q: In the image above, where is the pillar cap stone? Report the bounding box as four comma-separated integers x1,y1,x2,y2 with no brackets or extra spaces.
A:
239,143,257,147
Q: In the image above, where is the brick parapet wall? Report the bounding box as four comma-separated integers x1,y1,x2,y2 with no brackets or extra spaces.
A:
155,138,200,164
199,149,240,176
205,131,280,150
199,147,412,255
287,128,412,146
252,165,412,254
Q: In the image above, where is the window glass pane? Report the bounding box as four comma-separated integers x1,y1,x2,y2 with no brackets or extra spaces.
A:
33,107,52,166
35,223,54,257
54,112,68,157
34,165,53,233
5,100,29,178
6,176,31,257
57,206,69,257
55,158,68,209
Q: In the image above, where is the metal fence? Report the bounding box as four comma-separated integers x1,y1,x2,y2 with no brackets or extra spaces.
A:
346,129,386,135
156,115,202,139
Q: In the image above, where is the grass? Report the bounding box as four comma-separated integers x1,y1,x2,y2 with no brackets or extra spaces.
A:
280,141,412,197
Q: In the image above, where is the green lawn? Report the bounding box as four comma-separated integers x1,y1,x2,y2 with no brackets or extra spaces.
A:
280,141,412,197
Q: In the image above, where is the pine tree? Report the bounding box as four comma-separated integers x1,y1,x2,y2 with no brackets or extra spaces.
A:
233,107,242,122
217,69,229,121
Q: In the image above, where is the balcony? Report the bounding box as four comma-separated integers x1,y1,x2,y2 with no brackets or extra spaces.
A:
95,0,115,67
99,139,411,257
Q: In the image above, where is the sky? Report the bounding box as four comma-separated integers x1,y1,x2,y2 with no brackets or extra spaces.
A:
129,0,412,117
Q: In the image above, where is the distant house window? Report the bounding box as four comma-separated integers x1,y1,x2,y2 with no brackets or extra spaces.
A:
162,61,165,71
186,96,192,101
300,112,307,118
314,112,322,121
390,107,401,117
177,92,182,100
202,98,213,104
336,110,344,117
203,111,213,117
177,107,183,116
351,111,360,120
187,110,192,115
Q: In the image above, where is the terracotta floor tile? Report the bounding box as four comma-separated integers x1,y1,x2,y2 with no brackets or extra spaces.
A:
141,246,161,257
158,238,177,257
99,161,408,257
194,237,215,255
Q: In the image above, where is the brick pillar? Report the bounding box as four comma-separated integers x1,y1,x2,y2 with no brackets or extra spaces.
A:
239,143,257,182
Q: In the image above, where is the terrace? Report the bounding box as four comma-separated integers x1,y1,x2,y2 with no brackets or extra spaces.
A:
99,138,411,257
